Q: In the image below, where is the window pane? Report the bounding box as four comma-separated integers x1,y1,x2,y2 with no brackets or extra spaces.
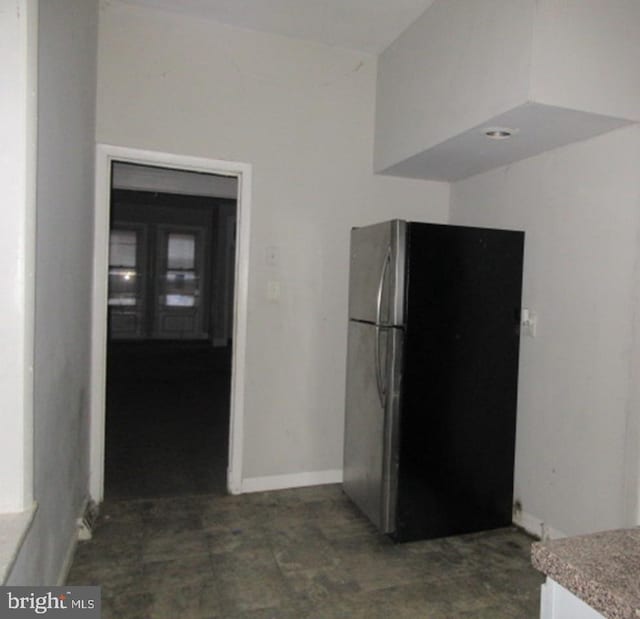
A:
165,294,196,307
108,267,139,306
167,233,195,270
161,271,199,307
110,229,137,267
108,229,139,307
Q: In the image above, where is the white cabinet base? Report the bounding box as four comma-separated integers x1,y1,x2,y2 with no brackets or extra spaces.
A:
540,578,604,619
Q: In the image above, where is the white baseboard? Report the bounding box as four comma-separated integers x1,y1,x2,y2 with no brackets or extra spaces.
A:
241,469,343,494
513,509,567,541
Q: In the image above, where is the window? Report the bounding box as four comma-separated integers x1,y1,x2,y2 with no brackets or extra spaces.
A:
108,229,139,307
162,232,199,308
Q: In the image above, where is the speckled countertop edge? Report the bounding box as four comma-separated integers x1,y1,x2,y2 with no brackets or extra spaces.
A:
531,528,640,619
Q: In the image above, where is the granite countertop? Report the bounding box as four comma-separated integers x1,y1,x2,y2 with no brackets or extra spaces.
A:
531,527,640,619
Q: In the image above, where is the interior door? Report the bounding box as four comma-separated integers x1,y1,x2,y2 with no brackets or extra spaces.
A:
153,225,208,339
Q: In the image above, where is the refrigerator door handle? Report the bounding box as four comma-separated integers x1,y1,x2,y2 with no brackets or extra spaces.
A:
375,247,391,408
375,325,385,408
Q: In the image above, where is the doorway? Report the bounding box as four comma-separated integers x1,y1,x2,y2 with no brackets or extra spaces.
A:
105,175,236,498
90,145,252,502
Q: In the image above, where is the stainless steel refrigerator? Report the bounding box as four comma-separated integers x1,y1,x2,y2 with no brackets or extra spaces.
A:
343,220,524,542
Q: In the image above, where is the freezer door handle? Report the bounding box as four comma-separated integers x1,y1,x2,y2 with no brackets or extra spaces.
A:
375,246,392,326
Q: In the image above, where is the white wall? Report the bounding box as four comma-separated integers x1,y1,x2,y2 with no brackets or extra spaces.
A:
96,1,449,485
530,0,640,122
8,0,98,584
450,125,640,536
0,0,37,514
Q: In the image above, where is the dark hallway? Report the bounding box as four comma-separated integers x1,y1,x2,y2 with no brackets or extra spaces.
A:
104,341,231,499
104,163,237,501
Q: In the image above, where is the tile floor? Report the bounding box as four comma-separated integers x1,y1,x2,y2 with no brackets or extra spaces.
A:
67,485,544,618
105,342,231,499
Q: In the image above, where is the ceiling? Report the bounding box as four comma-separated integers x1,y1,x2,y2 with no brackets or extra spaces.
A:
118,0,436,54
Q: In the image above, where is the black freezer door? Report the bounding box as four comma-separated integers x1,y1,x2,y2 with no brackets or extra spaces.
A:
393,222,524,543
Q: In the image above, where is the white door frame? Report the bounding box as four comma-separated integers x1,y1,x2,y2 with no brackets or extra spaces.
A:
89,143,251,501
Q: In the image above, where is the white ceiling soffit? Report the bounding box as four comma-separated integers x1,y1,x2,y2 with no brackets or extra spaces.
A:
381,102,634,182
117,0,436,54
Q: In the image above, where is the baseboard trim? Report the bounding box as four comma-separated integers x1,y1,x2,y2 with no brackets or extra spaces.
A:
56,498,89,586
241,469,343,494
513,509,567,541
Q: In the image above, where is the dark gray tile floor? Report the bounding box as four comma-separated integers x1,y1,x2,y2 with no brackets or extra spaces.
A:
105,342,231,500
67,485,544,618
